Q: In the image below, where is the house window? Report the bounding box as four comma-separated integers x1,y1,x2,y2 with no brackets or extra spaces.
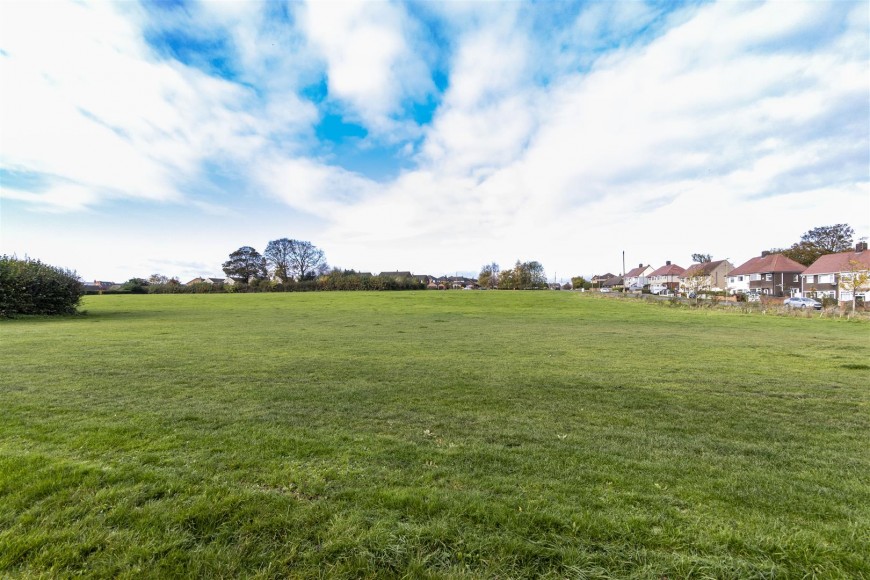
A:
764,274,772,281
750,274,761,281
738,276,744,282
818,274,834,284
806,275,814,283
793,275,799,282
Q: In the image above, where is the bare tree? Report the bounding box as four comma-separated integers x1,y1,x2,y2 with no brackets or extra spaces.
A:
287,240,326,280
264,238,293,281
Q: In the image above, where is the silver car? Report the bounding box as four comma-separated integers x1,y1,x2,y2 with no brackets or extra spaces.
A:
783,297,822,310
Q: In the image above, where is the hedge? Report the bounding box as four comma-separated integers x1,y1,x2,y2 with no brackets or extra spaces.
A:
0,256,84,317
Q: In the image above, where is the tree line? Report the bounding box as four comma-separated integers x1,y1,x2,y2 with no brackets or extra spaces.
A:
222,239,328,283
478,261,548,290
133,239,426,293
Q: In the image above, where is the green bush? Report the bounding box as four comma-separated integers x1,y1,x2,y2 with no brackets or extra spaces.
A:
0,256,84,317
817,295,838,308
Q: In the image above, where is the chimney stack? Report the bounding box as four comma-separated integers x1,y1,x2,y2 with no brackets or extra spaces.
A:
857,241,868,252
666,260,671,266
761,250,770,257
638,263,643,268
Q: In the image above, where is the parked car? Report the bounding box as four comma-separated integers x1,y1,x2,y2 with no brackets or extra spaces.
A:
746,292,761,302
783,297,822,310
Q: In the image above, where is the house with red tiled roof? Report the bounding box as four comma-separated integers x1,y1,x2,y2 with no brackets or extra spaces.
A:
624,264,654,290
726,252,805,297
679,260,733,293
801,242,870,301
648,261,685,292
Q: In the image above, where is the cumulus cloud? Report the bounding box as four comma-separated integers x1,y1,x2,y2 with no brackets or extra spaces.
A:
255,155,378,217
301,0,434,137
318,0,868,274
0,1,314,211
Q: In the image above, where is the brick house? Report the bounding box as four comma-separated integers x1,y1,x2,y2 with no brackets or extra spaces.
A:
726,252,805,297
801,242,870,301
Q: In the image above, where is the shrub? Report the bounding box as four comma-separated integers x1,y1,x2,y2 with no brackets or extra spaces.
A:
0,256,84,317
819,295,838,308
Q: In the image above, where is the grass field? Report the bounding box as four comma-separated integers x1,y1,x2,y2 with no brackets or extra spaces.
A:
1,291,868,578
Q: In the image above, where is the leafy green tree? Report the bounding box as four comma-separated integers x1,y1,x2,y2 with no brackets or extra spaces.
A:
122,278,148,293
497,268,516,290
514,261,531,288
571,276,589,290
782,224,854,266
494,261,547,290
222,246,267,283
478,263,500,289
526,261,547,288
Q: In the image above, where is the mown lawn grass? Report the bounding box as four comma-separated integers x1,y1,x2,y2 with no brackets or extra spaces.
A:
1,291,868,578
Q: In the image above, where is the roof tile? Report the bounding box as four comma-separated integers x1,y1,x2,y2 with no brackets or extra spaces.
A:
729,254,805,276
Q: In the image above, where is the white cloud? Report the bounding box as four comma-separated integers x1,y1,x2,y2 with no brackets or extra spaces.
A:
0,1,313,212
2,0,866,281
255,155,378,216
1,184,102,213
419,8,537,178
301,0,433,136
316,0,868,276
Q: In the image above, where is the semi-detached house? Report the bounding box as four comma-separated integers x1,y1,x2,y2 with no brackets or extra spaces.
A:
648,261,684,292
624,264,654,290
679,259,733,292
726,252,804,297
801,242,870,301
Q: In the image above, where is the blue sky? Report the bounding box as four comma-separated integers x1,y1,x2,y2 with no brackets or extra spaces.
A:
1,0,868,282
